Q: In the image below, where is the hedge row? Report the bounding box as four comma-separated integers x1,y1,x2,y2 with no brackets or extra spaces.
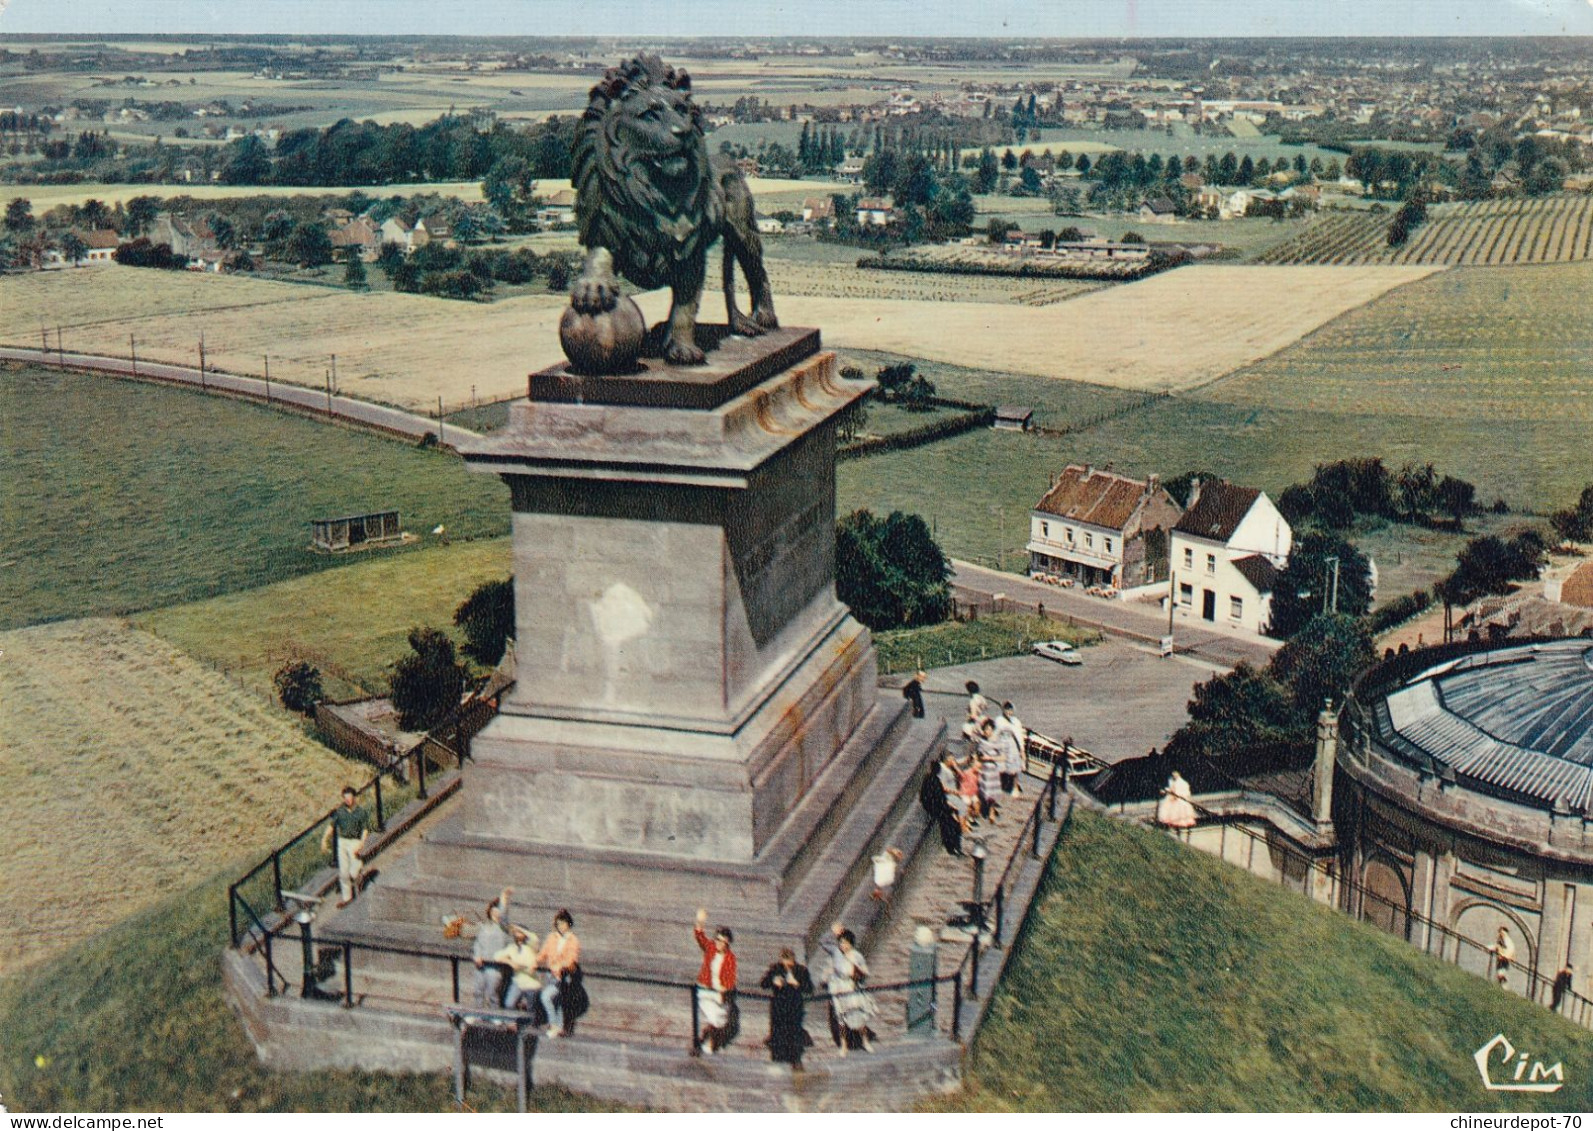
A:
1369,589,1434,635
839,407,995,461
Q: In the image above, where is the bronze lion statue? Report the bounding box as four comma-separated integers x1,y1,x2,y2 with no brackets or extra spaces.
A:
569,53,777,366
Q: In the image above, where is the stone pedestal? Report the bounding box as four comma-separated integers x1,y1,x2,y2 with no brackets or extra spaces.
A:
348,329,944,974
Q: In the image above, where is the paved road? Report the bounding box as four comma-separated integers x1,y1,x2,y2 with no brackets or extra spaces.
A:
951,558,1279,670
902,636,1223,765
1,345,480,449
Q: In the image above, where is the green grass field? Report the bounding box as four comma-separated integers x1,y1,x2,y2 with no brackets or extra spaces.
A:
135,538,513,701
873,612,1099,675
944,808,1593,1112
0,367,509,630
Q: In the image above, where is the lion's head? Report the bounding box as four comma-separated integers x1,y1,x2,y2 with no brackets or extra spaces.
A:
571,54,722,292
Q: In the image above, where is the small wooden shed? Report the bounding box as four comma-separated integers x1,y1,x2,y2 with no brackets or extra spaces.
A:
993,405,1034,432
311,510,402,552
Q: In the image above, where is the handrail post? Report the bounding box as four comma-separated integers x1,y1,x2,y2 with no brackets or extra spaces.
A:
690,984,701,1053
1048,758,1060,818
451,955,461,1004
1031,801,1043,859
272,851,284,911
264,930,277,998
374,775,386,833
994,885,1005,947
228,884,239,948
968,937,980,1000
952,974,963,1039
343,940,354,1007
416,748,429,801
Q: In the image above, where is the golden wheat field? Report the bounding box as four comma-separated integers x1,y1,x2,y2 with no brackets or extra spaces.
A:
0,619,353,973
0,262,1440,405
762,263,1442,390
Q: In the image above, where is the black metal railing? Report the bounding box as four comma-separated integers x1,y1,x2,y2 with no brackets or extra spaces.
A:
228,745,450,949
1153,795,1593,1028
237,762,1076,1052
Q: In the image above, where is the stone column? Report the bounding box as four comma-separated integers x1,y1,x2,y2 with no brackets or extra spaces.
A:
1313,700,1340,832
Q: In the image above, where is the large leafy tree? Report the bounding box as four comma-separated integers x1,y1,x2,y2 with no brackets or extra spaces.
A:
389,627,466,732
1267,531,1373,640
1268,614,1375,717
454,578,515,666
835,510,951,631
1165,663,1299,760
1435,532,1546,608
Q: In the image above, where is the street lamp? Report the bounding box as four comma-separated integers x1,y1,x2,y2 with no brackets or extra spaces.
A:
969,834,990,925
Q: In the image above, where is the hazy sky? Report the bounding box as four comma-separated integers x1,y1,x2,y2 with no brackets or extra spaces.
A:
3,0,1593,38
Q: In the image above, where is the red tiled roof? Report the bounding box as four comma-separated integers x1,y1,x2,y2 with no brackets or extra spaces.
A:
1175,481,1261,542
1033,465,1153,531
1562,561,1593,609
84,229,121,249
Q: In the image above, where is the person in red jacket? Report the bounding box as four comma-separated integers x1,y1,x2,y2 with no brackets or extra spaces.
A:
692,907,739,1054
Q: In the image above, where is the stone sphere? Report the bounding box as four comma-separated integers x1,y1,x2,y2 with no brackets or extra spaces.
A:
558,296,646,376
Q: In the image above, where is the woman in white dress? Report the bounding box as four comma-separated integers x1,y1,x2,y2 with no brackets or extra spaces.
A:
1156,770,1197,829
822,922,878,1055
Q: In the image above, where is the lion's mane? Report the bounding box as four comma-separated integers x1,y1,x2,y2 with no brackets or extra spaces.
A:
571,54,722,292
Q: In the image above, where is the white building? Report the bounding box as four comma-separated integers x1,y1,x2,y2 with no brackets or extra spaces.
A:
1169,480,1292,636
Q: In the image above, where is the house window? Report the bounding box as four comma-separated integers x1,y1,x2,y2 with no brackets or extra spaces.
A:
1104,537,1114,555
1084,532,1094,549
1183,547,1193,569
1178,583,1193,607
1230,596,1243,620
1206,553,1217,574
1041,521,1049,538
1066,527,1075,544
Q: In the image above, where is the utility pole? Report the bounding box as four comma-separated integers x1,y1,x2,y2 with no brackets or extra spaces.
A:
263,354,270,403
330,353,337,394
56,325,64,367
325,369,333,415
437,395,445,446
129,333,137,376
198,330,206,391
1324,556,1341,615
472,384,478,432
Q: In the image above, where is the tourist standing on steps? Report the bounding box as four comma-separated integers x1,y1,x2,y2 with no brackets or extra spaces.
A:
1156,771,1197,830
941,750,971,836
902,669,927,718
693,908,739,1054
996,701,1027,796
471,888,514,1008
822,923,877,1055
977,723,1004,824
759,947,814,1069
920,757,962,856
324,786,370,909
965,680,989,723
535,910,581,1038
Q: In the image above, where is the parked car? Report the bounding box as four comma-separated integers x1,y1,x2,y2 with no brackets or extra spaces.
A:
1032,639,1083,665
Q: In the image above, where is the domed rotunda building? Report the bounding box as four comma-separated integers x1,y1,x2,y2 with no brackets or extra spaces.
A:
1341,638,1593,997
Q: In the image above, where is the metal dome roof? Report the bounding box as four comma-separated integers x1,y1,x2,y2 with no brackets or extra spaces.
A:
1377,640,1593,811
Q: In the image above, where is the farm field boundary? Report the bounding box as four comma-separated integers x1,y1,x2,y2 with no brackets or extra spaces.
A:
0,345,480,447
1256,193,1593,266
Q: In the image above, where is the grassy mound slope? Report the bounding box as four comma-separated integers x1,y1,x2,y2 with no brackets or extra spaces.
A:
5,806,1589,1112
948,808,1593,1111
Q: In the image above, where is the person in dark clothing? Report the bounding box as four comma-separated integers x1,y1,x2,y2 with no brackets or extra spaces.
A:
759,948,815,1069
902,670,927,718
918,760,962,856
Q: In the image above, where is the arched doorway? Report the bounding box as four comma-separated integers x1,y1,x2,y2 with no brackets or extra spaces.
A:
1360,853,1411,940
